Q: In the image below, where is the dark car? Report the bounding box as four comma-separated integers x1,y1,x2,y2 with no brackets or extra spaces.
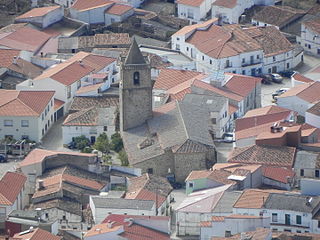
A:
0,154,7,163
67,141,77,149
279,70,295,78
270,73,283,83
259,74,272,85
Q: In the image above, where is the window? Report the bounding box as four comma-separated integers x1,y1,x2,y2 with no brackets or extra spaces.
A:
300,169,304,176
77,80,81,89
257,55,260,59
305,43,308,47
67,86,71,99
242,58,245,63
133,72,140,85
42,113,44,121
268,68,271,73
176,44,180,50
242,70,246,75
62,216,66,220
272,213,278,222
287,63,290,69
202,56,204,61
273,56,276,62
187,9,194,19
186,47,189,51
21,135,29,140
176,37,180,41
318,220,320,228
45,213,49,218
316,170,319,178
211,118,216,124
104,126,108,131
296,215,302,225
318,49,320,55
111,18,115,23
188,182,194,188
147,168,153,174
4,120,13,127
308,44,311,49
297,230,301,233
226,60,230,67
210,60,212,65
21,120,29,127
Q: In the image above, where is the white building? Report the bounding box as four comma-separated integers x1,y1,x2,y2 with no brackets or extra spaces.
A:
172,20,300,75
212,0,275,24
62,106,117,144
306,102,320,129
0,90,55,142
17,52,116,112
298,19,320,56
176,0,214,23
291,72,314,87
89,196,156,224
15,5,64,29
0,172,27,226
277,82,320,117
200,215,270,239
105,4,134,26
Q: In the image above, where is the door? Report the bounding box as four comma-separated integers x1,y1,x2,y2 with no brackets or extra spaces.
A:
272,66,277,73
90,136,96,144
285,214,290,225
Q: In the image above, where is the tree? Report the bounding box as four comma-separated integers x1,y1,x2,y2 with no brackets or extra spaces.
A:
73,135,90,151
110,132,123,153
118,149,129,166
93,133,110,154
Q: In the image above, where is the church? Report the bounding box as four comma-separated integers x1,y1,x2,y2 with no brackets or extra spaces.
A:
120,40,217,182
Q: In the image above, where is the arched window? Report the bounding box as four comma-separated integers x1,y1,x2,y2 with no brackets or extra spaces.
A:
133,72,140,85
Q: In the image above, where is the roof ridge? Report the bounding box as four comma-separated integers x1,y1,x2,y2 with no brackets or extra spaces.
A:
16,94,39,115
175,101,190,141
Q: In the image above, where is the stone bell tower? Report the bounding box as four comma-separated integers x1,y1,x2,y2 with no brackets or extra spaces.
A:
119,39,152,132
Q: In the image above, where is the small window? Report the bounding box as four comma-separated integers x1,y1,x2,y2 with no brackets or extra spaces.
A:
210,59,212,65
133,72,140,85
287,63,290,69
273,56,276,62
296,215,302,225
272,213,278,222
242,70,245,75
202,56,204,61
67,86,71,99
21,135,29,140
188,182,194,188
308,44,311,49
176,44,180,51
104,126,108,131
211,118,216,124
147,168,153,174
176,37,180,41
72,49,76,53
300,169,304,177
186,47,189,51
21,120,29,127
62,216,66,220
318,220,320,228
4,120,13,127
45,213,49,218
42,113,44,121
297,230,301,233
257,55,260,59
316,170,319,178
242,58,245,63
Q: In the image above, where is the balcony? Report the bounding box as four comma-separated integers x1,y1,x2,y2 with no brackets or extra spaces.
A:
242,61,262,67
224,64,233,69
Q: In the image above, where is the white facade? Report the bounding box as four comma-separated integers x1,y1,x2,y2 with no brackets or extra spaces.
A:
15,6,64,28
200,216,270,239
70,5,112,25
277,95,313,117
177,2,207,23
263,50,295,74
299,22,320,56
0,97,55,142
306,111,320,129
105,9,134,26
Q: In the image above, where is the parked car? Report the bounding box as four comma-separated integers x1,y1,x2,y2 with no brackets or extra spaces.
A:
272,88,289,99
259,74,272,85
67,141,76,149
0,154,7,163
270,73,283,83
279,70,295,78
223,132,235,143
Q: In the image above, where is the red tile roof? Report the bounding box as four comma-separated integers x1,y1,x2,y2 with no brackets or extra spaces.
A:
213,0,237,8
224,73,261,98
176,0,204,7
13,227,61,240
211,216,225,222
228,145,296,168
72,0,113,11
0,90,54,117
54,98,64,110
154,68,205,90
304,18,320,35
102,214,169,224
106,3,133,15
278,82,320,104
15,5,61,19
173,18,218,37
262,166,295,184
0,26,51,52
0,172,26,205
292,72,314,83
19,148,95,167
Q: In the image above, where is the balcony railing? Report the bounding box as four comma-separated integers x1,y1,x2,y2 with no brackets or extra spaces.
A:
242,61,262,67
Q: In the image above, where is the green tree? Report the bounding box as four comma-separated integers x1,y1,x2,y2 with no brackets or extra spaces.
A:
118,149,129,166
93,133,110,153
73,135,90,151
110,132,123,153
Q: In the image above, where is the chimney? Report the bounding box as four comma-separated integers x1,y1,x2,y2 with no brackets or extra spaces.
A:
29,226,34,232
13,56,18,65
38,180,44,190
40,52,43,58
79,60,83,66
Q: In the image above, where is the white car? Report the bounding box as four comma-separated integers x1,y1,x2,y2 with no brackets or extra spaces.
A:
223,132,235,143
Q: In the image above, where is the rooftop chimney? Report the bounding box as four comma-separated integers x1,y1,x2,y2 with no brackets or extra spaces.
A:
38,180,44,190
13,56,18,65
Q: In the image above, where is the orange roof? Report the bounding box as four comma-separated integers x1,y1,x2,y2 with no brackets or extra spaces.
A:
72,0,113,11
292,73,314,83
13,228,62,240
212,216,225,222
173,18,218,36
304,18,320,35
0,90,54,117
213,0,237,8
176,0,204,7
0,26,51,52
76,83,103,95
244,105,291,118
85,223,122,237
19,148,95,167
224,73,261,98
262,166,295,184
106,3,133,15
200,221,212,227
154,68,205,90
278,82,320,103
213,163,261,174
0,49,20,67
234,189,283,209
0,172,26,205
16,5,61,19
54,98,64,110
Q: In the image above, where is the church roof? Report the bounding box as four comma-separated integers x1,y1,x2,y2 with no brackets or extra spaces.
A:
124,38,146,65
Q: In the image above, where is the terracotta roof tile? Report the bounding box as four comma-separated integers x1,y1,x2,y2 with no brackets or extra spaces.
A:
173,18,218,37
0,90,54,117
224,73,261,97
200,221,212,227
212,0,237,8
13,228,62,240
0,172,26,205
228,145,296,168
71,0,113,11
16,5,61,19
262,166,295,184
304,18,320,35
76,83,103,95
63,107,98,126
292,72,314,83
233,189,283,209
106,3,133,15
212,216,225,222
70,95,118,112
278,82,320,104
54,98,64,110
176,0,204,7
